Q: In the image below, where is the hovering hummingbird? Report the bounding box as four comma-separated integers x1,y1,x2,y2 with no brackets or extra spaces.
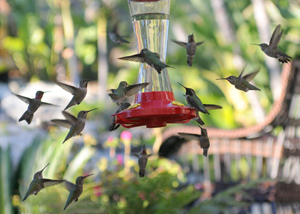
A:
14,91,56,124
172,34,204,67
51,108,97,144
178,82,222,123
23,163,64,201
217,65,261,92
132,145,152,177
178,126,210,157
253,25,291,63
108,81,149,105
118,48,174,74
55,79,91,110
63,174,93,210
107,25,130,44
109,102,131,131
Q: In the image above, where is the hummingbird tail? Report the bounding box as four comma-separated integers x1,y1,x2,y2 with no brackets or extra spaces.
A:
63,204,68,210
109,122,120,131
187,56,194,67
195,117,205,126
64,101,75,110
62,134,71,144
139,169,145,177
203,149,208,157
277,55,292,64
19,111,34,124
153,64,162,74
22,192,30,201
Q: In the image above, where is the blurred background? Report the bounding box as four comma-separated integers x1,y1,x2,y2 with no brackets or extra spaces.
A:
0,0,300,213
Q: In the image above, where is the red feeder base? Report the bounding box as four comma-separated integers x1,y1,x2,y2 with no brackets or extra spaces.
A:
112,91,197,128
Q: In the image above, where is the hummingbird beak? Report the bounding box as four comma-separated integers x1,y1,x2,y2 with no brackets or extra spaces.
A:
86,79,96,82
83,174,93,179
251,43,260,46
41,163,50,172
86,108,98,113
43,91,51,93
178,82,187,89
216,78,227,80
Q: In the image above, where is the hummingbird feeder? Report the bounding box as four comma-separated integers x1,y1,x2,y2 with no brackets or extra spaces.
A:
113,0,197,128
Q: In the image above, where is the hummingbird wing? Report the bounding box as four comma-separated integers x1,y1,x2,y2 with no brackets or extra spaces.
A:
269,25,283,49
131,153,139,158
13,93,32,104
41,179,64,188
118,36,130,44
108,93,121,101
62,111,77,125
238,64,247,80
40,102,58,107
243,69,260,82
195,41,204,46
172,40,187,48
125,83,149,97
63,180,75,192
55,81,78,95
203,104,222,110
178,132,200,141
51,119,72,129
118,53,146,63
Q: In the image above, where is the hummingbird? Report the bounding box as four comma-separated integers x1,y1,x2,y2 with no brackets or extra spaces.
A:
63,174,93,210
172,34,204,67
51,108,97,144
132,145,152,177
108,81,149,105
178,82,222,120
107,25,130,44
253,25,292,63
109,102,131,131
118,48,174,74
217,65,261,92
14,91,56,124
178,126,210,157
55,79,91,110
23,163,64,201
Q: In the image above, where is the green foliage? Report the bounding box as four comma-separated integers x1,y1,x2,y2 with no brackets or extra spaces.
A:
16,131,96,213
189,179,271,214
0,146,14,214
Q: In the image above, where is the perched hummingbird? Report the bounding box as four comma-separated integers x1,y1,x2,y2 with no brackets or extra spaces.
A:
132,145,152,177
23,163,64,201
108,81,149,105
107,25,130,44
253,25,292,63
63,174,93,210
217,65,261,92
55,79,91,110
118,48,174,74
109,102,131,131
178,126,210,157
51,108,97,144
178,82,222,119
14,91,56,124
172,34,204,67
